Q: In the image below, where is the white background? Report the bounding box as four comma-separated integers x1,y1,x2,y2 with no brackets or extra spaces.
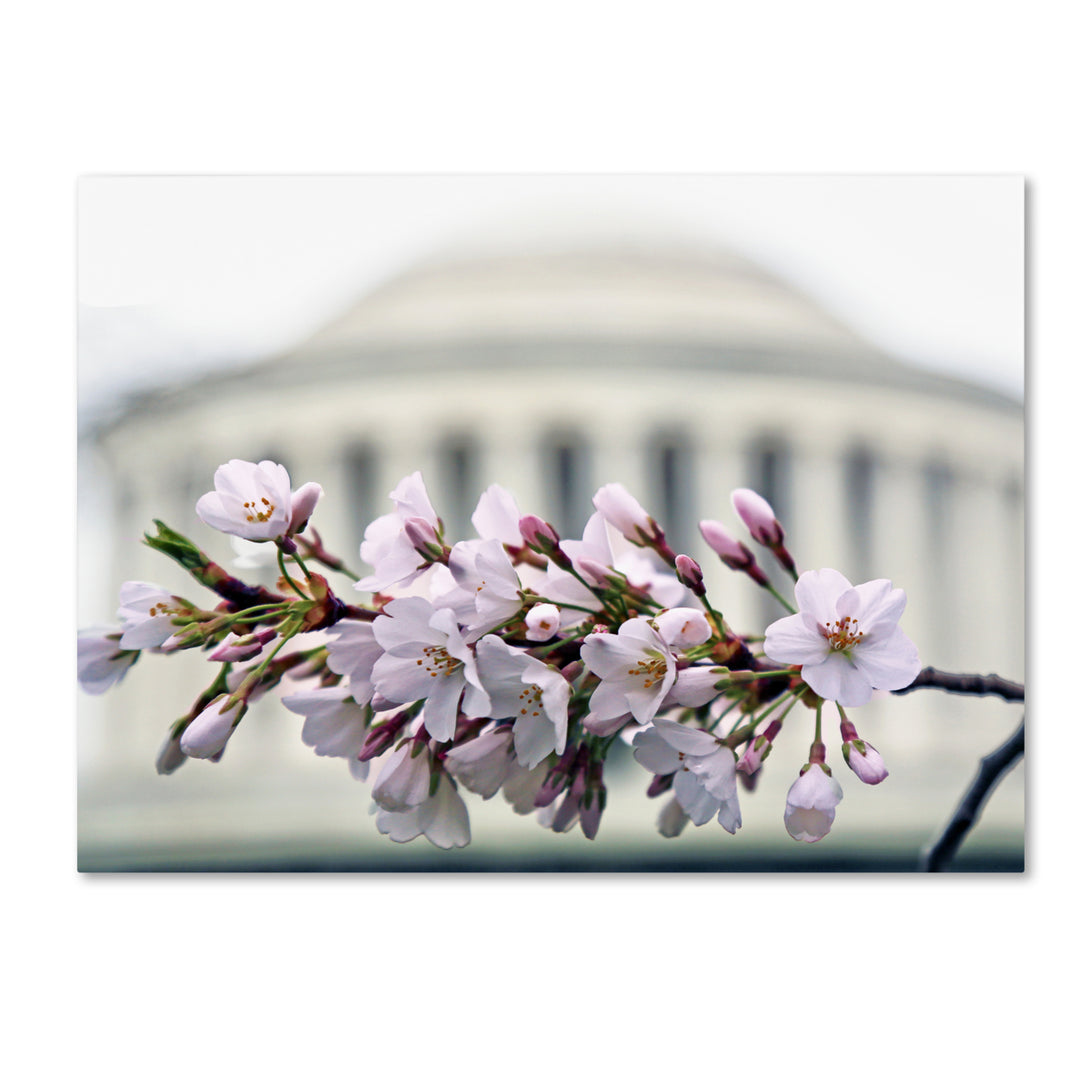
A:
5,2,1070,1077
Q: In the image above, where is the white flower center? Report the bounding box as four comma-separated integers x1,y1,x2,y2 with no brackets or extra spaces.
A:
147,601,185,618
243,495,277,523
627,653,668,690
416,645,462,678
517,683,543,717
821,615,864,652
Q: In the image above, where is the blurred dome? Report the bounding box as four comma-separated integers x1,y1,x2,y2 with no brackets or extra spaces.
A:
280,236,890,366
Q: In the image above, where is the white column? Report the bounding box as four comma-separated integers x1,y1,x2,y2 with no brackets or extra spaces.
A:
789,438,853,582
693,430,755,632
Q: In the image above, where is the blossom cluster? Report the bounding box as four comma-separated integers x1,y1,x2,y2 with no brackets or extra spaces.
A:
79,458,920,850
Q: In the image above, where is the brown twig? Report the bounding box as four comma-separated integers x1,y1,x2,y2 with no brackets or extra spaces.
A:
919,717,1025,872
893,666,1024,702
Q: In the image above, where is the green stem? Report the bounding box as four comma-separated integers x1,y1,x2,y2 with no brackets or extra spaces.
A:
276,546,308,599
765,583,797,614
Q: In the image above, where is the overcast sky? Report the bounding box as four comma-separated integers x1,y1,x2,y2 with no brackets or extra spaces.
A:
77,174,1024,417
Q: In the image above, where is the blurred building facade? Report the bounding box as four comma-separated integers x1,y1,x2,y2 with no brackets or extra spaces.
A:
78,238,1025,868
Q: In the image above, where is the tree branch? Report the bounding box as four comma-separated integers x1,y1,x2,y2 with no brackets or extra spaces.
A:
893,666,1024,702
919,717,1025,872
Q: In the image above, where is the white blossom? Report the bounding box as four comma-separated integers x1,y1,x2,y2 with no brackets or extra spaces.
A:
77,628,138,695
763,568,920,707
371,741,433,812
446,538,523,632
632,717,741,833
444,727,518,798
580,617,678,726
371,597,492,741
375,773,470,849
196,459,320,542
116,581,191,650
475,635,569,768
356,472,441,593
281,685,372,779
324,619,382,705
471,484,524,546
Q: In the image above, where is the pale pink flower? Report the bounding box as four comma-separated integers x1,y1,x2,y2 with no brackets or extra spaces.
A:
472,484,524,547
116,581,192,650
77,628,138,695
281,685,372,780
375,773,470,849
543,513,685,613
444,727,518,798
324,619,382,705
763,568,920,707
784,763,843,842
446,538,524,632
632,717,741,833
196,459,320,542
475,635,569,768
580,617,678,726
371,741,433,812
356,472,442,593
371,597,492,741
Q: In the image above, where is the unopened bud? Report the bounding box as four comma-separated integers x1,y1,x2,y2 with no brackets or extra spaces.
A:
209,628,276,663
525,603,561,642
674,554,705,596
155,729,188,775
654,607,712,649
288,481,324,535
592,483,655,544
404,516,444,560
699,520,770,586
358,711,410,761
731,488,784,546
842,735,889,785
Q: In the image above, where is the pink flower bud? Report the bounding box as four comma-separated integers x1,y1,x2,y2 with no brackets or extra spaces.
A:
699,520,770,586
592,483,654,543
577,557,614,587
209,629,276,663
525,603,561,641
674,554,705,595
288,482,323,535
699,519,753,565
403,516,440,554
180,695,245,759
519,514,560,549
731,488,784,546
842,739,889,785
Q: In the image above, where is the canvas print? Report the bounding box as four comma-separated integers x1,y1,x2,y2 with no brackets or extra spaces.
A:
77,175,1024,871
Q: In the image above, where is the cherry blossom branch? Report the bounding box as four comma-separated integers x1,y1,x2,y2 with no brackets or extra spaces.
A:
920,717,1025,872
892,667,1024,702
